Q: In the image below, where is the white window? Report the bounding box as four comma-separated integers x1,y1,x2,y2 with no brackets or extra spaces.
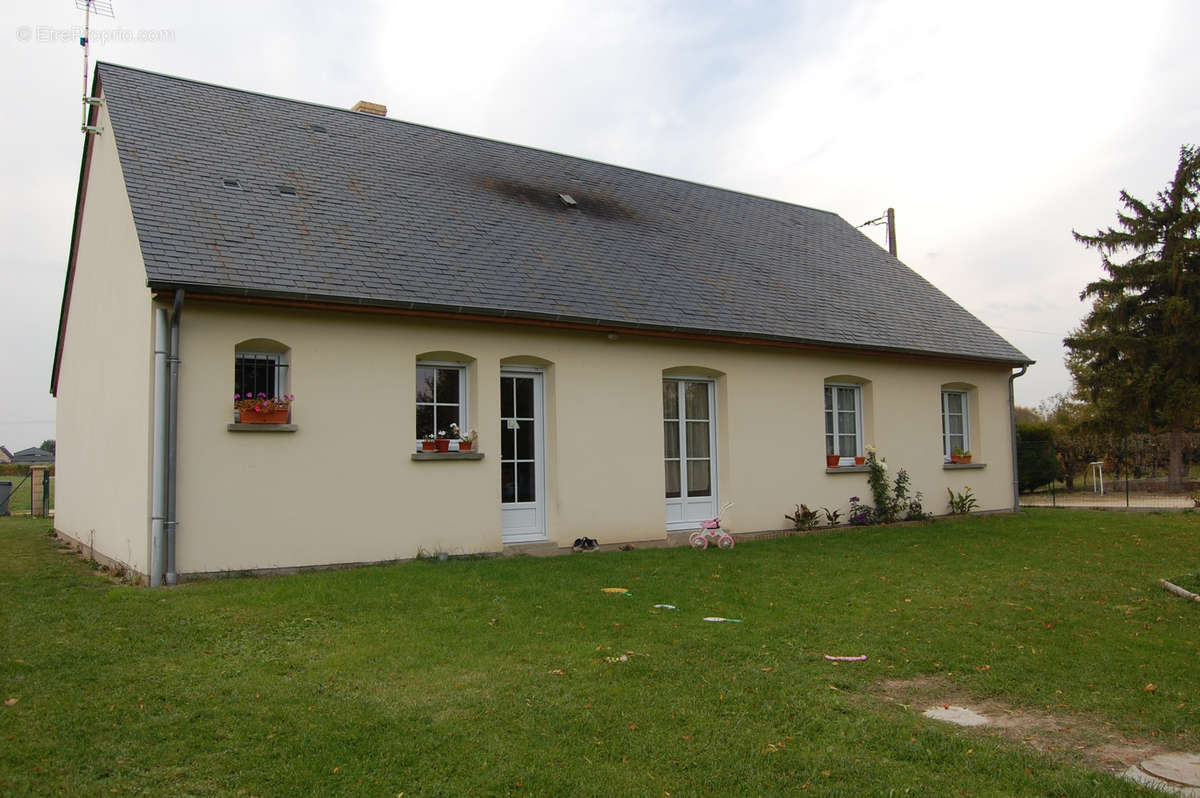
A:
416,362,467,440
234,350,288,399
824,384,862,463
942,390,969,459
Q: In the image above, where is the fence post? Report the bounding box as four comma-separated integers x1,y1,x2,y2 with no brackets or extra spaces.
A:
1124,436,1130,508
1050,442,1056,507
30,465,48,517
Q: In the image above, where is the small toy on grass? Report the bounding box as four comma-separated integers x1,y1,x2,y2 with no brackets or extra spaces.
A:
823,654,867,662
702,617,742,623
689,502,735,550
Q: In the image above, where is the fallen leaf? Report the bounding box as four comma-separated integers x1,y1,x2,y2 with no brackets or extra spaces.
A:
1144,683,1157,693
548,669,565,676
4,698,17,707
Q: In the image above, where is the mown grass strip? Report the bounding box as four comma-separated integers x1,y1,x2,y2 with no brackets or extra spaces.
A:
2,510,1197,795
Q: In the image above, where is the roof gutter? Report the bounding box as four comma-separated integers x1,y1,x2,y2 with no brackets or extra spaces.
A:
1008,364,1029,511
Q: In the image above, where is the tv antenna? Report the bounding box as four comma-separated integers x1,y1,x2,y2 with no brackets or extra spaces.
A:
76,0,114,134
858,207,897,257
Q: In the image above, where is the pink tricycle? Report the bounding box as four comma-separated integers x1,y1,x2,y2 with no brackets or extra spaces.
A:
689,502,735,550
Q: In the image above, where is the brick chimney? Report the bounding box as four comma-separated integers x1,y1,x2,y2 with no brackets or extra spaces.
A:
350,100,387,116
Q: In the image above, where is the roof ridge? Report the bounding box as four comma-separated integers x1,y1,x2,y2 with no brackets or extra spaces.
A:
95,61,842,220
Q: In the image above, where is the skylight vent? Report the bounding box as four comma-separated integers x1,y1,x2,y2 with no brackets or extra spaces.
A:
309,123,328,134
223,178,241,189
558,193,577,207
278,184,297,196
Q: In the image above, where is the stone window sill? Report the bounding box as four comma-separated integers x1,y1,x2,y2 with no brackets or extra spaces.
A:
826,465,870,474
227,424,298,432
944,462,986,469
411,451,486,461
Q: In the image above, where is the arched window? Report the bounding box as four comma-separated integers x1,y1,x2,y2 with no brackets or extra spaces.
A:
940,383,977,460
414,351,474,442
234,339,289,399
824,375,870,465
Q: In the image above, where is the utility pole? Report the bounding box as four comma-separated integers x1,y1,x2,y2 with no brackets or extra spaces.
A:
886,207,896,257
858,208,898,257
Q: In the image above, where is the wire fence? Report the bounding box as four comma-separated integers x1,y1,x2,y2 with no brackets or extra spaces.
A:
0,466,54,518
1018,436,1199,510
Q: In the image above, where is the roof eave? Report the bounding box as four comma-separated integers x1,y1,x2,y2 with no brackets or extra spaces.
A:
149,280,1034,369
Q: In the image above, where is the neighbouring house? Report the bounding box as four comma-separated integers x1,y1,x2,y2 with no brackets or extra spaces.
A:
52,63,1032,585
11,447,54,465
0,446,12,464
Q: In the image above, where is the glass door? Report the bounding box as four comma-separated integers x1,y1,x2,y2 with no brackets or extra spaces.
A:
500,370,545,543
664,378,717,530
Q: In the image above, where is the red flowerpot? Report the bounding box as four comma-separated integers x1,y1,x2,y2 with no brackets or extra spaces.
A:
458,441,473,451
854,456,866,466
239,408,289,424
826,454,840,468
422,441,437,451
436,439,451,453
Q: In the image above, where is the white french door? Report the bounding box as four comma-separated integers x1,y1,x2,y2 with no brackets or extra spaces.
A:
663,378,718,530
500,369,546,543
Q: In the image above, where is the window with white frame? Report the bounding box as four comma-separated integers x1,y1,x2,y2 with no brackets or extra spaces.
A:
824,384,862,462
416,363,467,441
941,390,969,458
234,349,288,400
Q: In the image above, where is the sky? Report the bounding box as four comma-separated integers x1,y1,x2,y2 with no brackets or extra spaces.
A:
1,0,1198,452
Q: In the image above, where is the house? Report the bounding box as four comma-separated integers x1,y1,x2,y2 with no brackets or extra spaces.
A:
11,447,54,465
52,63,1032,585
0,446,12,464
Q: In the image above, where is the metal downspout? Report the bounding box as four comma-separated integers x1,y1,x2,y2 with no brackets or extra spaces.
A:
166,290,184,586
150,308,168,587
1008,364,1029,511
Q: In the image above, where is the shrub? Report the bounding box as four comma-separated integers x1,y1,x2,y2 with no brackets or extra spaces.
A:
1017,423,1059,492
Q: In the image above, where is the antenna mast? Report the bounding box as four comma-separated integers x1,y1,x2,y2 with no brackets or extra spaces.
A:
75,0,114,134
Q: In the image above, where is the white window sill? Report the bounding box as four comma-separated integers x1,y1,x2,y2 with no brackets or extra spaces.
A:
825,465,870,474
943,462,986,469
227,424,298,432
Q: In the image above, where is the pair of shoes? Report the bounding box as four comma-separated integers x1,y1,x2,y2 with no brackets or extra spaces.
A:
618,544,635,551
572,537,599,552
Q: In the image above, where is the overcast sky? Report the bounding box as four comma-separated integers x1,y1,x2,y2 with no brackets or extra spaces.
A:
2,0,1198,452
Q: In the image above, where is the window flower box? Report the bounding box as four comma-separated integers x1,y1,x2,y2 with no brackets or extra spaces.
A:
240,407,290,424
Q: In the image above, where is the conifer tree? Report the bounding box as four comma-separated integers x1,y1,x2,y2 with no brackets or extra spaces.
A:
1065,145,1200,491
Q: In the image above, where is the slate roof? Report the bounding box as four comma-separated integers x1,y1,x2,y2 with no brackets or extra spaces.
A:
11,448,53,465
93,63,1029,365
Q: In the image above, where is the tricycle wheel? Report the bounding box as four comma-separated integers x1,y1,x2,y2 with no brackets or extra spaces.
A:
717,534,735,549
689,532,708,550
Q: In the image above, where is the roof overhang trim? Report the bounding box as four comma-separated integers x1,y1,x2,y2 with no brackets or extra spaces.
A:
150,282,1034,368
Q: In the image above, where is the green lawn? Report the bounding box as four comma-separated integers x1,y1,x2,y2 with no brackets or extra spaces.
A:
2,510,1198,796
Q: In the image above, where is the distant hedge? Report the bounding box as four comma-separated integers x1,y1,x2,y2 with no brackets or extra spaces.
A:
1017,423,1059,493
0,464,54,477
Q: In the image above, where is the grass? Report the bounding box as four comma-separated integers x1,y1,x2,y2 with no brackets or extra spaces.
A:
2,510,1199,796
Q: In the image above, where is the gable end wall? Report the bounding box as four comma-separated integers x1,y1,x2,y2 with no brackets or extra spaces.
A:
54,91,154,576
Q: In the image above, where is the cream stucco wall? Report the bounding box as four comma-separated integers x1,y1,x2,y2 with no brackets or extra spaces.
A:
54,92,154,574
172,302,1018,574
